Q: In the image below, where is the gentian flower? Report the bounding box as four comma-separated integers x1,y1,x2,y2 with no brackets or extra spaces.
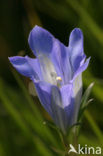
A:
9,25,90,134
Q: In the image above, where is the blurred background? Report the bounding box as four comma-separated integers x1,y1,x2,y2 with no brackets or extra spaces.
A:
0,0,103,155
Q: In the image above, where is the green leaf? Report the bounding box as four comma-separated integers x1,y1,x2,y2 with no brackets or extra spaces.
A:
81,82,94,109
78,83,94,121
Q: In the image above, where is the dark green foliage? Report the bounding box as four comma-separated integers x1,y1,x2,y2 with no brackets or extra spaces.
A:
0,0,103,155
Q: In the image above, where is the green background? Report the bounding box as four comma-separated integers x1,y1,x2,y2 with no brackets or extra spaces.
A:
0,0,103,155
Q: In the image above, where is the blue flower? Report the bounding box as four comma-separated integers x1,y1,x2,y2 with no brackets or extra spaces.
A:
9,25,90,134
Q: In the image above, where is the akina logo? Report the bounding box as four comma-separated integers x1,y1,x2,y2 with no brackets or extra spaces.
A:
68,144,101,155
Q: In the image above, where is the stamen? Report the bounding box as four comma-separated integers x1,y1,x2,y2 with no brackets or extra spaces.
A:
56,77,62,81
56,76,62,88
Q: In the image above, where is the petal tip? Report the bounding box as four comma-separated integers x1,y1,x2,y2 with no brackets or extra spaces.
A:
34,25,41,29
69,28,83,47
72,28,83,38
8,56,26,66
8,56,17,64
72,28,82,33
87,56,91,62
28,25,53,56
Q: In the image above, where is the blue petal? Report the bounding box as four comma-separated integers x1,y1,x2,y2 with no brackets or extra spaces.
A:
51,40,72,84
28,25,72,84
51,84,74,133
60,84,74,126
60,83,73,107
69,28,86,72
28,26,62,83
26,56,43,80
73,57,90,81
28,25,53,57
33,80,53,116
9,56,42,80
51,86,66,133
33,78,74,133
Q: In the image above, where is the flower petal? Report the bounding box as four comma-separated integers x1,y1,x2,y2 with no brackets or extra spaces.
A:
72,74,82,125
51,40,72,84
73,57,90,81
28,25,72,84
26,56,43,80
28,26,62,84
69,28,86,72
33,80,53,116
71,57,90,124
60,84,74,126
51,84,74,133
37,55,57,85
51,86,66,133
28,25,53,57
9,56,42,80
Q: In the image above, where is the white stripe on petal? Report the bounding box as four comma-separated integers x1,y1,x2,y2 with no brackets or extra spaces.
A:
72,74,82,124
38,54,57,85
51,86,66,134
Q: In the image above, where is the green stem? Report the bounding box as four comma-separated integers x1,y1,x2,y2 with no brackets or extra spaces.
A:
62,130,78,156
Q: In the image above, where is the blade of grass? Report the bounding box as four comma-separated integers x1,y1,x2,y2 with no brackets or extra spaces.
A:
67,0,103,47
0,143,5,156
0,80,31,136
12,70,42,121
83,70,103,103
0,79,55,156
84,110,103,144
